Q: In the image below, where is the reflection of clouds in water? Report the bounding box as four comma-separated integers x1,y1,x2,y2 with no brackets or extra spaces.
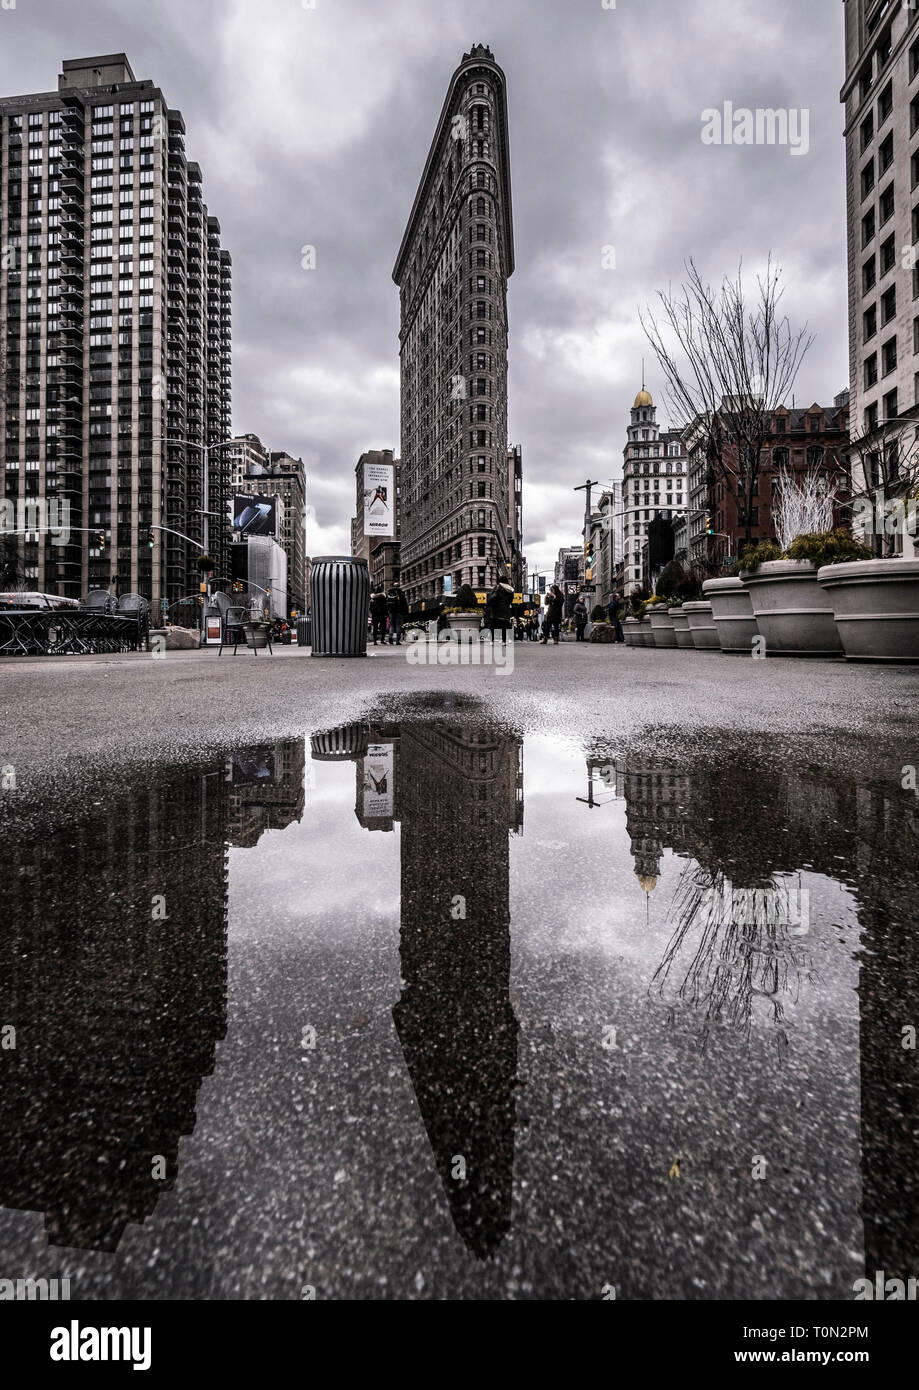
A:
230,757,401,943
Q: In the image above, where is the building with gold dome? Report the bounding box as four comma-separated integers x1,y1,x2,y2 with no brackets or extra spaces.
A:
622,382,687,591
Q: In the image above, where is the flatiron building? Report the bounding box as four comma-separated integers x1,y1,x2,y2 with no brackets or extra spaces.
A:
393,44,515,612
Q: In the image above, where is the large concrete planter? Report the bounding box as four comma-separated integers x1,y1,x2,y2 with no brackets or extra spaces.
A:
623,618,639,648
702,577,759,655
637,617,653,647
739,560,843,659
446,612,482,637
817,558,919,663
648,606,677,648
669,607,693,649
683,600,720,651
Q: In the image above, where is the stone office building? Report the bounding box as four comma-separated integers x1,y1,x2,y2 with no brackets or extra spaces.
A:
842,0,919,557
392,44,515,613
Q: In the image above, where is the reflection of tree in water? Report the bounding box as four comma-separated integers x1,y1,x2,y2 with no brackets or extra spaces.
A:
650,863,818,1055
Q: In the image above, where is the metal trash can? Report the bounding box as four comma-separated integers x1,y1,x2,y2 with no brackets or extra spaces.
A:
310,556,369,657
296,614,312,648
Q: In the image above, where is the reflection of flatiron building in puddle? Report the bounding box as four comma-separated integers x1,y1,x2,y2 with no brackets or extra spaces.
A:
391,722,522,1258
0,766,231,1251
311,716,523,1255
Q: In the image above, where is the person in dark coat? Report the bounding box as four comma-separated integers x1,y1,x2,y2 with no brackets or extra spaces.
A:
608,591,625,643
573,597,588,641
541,584,564,644
369,587,388,645
386,583,409,644
487,568,515,644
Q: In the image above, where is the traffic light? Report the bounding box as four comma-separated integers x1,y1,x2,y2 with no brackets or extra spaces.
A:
585,540,594,580
147,528,155,549
98,530,106,552
705,513,714,536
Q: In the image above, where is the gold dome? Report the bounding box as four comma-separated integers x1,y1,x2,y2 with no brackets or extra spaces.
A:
637,873,659,893
634,388,653,408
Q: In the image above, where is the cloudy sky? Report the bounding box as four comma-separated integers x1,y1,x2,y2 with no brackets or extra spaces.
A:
0,0,848,578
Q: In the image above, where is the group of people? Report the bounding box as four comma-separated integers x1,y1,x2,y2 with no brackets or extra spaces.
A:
368,577,628,647
570,591,626,642
369,583,409,644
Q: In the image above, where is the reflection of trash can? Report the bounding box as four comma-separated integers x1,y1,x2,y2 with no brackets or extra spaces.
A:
310,723,370,761
296,614,311,648
310,556,369,657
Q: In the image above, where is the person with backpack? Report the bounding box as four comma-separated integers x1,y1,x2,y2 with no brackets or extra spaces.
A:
541,584,564,645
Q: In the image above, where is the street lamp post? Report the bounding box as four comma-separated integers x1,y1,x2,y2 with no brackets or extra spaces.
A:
153,436,236,637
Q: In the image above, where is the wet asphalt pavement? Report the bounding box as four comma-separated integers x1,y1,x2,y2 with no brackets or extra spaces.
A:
0,641,917,1298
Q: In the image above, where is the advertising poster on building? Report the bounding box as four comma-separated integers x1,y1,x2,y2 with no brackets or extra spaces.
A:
363,461,394,537
362,743,394,818
232,493,278,538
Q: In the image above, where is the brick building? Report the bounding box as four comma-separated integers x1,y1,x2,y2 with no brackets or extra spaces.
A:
686,398,851,571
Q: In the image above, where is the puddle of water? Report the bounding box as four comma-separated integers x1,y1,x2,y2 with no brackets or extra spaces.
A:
1,701,917,1300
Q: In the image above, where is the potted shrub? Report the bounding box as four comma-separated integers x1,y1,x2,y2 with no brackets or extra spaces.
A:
702,576,760,654
646,595,677,648
589,604,615,644
442,583,482,636
740,532,872,658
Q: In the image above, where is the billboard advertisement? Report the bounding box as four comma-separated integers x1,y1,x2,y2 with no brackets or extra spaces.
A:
363,460,394,538
232,493,278,538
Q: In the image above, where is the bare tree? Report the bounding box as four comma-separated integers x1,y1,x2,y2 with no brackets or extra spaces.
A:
640,256,814,548
650,862,815,1057
845,417,919,557
773,465,838,551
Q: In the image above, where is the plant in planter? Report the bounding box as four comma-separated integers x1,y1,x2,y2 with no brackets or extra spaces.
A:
646,594,677,648
196,553,217,573
785,529,873,567
739,529,870,658
590,605,609,623
442,583,482,634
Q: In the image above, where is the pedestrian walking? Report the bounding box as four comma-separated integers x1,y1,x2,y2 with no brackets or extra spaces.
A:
488,568,515,644
386,582,409,644
608,590,625,643
370,586,388,645
541,584,564,645
573,596,588,641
